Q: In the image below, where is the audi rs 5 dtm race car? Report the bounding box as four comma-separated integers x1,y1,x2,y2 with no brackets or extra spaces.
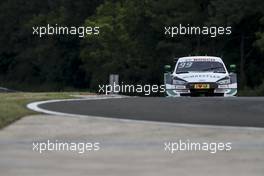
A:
164,56,237,97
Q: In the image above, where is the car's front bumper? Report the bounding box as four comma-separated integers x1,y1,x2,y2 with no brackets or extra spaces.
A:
165,83,237,97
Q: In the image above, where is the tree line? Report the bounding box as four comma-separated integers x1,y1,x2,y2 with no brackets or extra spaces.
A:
0,0,264,95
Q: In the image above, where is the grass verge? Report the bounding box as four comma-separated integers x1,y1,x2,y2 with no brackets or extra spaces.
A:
0,92,80,129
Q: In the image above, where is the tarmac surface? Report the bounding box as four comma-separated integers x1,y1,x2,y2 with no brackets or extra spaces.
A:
39,97,264,128
0,114,264,176
1,96,264,176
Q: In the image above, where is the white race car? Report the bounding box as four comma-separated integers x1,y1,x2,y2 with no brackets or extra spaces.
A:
164,56,237,97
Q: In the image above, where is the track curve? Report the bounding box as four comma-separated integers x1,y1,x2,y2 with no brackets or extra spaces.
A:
38,97,264,128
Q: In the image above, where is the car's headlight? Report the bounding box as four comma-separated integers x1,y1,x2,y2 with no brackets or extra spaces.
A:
217,77,231,85
173,77,187,85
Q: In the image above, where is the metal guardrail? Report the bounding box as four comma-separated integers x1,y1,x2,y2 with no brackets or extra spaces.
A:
0,87,16,92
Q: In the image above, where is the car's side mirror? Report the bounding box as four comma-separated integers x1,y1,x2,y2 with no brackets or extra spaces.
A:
229,64,236,73
164,65,171,73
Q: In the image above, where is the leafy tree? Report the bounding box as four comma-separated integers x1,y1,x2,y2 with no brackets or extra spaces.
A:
208,0,264,87
1,0,264,94
0,0,103,90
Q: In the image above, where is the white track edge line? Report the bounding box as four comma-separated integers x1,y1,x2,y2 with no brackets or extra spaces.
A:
27,96,264,131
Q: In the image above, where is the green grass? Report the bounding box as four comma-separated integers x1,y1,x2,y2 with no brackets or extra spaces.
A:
0,92,81,129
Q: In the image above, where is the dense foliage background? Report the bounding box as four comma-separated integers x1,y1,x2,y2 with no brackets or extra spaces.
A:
0,0,264,95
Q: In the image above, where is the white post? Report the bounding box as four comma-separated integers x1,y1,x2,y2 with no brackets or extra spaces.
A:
109,74,119,94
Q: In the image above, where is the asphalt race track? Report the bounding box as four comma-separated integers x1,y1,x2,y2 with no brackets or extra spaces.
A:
39,97,264,128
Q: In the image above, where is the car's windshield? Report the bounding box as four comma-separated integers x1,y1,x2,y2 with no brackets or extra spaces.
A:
176,61,226,73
